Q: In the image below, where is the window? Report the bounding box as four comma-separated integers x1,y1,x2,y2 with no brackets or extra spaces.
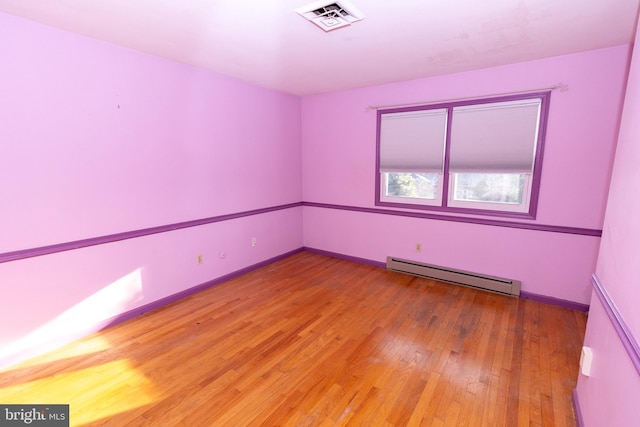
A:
376,92,550,218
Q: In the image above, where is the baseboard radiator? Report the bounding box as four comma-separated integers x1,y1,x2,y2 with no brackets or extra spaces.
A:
386,256,521,297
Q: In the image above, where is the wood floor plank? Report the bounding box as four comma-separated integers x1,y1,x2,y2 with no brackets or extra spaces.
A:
0,252,586,426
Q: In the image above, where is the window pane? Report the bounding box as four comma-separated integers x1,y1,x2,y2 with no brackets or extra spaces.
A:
452,173,524,204
386,173,439,199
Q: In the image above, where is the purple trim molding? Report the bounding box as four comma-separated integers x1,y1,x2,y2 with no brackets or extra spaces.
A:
303,201,602,237
303,246,589,311
520,291,589,312
302,247,386,269
591,273,640,376
2,200,600,265
0,202,302,264
572,388,584,427
102,248,304,330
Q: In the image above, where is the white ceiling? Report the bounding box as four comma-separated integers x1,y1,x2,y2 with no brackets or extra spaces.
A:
1,0,638,95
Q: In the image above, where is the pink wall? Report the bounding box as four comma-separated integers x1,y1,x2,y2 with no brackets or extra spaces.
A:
0,12,302,252
594,35,640,344
0,13,302,368
301,45,630,304
576,11,640,426
303,207,600,302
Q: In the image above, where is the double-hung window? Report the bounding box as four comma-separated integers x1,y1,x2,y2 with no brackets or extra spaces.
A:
376,92,550,218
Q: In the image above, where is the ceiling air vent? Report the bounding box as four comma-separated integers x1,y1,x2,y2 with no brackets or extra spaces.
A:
296,0,365,32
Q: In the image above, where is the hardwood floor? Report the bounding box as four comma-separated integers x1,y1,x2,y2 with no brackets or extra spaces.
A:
0,252,587,426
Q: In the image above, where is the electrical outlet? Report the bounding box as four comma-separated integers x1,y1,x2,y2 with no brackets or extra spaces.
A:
251,237,257,247
415,243,422,252
197,254,203,264
580,346,593,376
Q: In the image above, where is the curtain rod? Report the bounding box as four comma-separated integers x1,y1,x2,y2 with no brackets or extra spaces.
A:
366,82,568,111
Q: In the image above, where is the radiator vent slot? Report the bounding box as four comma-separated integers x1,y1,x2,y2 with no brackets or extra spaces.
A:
386,257,520,297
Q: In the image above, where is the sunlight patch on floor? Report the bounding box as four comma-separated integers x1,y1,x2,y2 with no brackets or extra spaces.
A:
0,358,159,425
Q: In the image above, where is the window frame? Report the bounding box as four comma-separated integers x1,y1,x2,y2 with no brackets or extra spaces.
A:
375,91,551,219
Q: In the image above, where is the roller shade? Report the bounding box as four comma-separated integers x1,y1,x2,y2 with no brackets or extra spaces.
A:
379,109,447,173
449,99,541,173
